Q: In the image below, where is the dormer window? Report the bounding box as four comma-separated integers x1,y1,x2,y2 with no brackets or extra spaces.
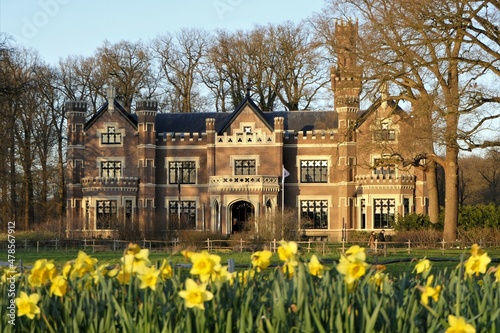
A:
101,126,122,144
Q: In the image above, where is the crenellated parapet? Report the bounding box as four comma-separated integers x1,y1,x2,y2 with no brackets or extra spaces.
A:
283,130,336,142
159,132,207,143
355,174,416,189
81,177,139,193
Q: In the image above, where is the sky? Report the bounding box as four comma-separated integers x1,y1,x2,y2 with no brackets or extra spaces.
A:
0,0,327,65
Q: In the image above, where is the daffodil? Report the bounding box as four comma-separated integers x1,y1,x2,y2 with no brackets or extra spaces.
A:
211,265,234,283
28,259,57,287
138,266,160,291
369,271,387,291
116,268,131,285
445,315,476,333
308,255,325,278
71,251,98,279
50,275,68,297
495,265,500,283
178,278,214,310
414,258,431,275
182,249,194,261
15,292,40,320
464,244,491,277
159,259,173,280
282,260,298,278
278,240,298,262
237,269,256,284
336,245,369,288
418,275,441,306
190,251,221,282
251,250,272,271
121,244,151,275
345,245,366,262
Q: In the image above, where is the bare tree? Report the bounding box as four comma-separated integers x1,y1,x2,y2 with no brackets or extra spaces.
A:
152,28,210,113
96,40,156,112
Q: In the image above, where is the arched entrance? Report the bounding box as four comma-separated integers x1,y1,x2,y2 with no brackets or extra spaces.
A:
231,201,254,233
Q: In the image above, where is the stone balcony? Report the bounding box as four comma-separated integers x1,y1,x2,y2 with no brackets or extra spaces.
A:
209,175,280,192
81,177,139,192
355,174,415,189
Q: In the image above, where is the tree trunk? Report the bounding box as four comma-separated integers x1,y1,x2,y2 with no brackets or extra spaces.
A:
427,160,440,223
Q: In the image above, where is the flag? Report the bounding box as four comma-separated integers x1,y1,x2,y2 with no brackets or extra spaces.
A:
282,166,290,179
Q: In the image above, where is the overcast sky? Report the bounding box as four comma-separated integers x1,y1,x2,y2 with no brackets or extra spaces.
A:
1,0,327,65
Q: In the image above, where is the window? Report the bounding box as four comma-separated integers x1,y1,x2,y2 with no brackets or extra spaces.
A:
243,126,252,133
125,200,133,223
234,159,256,175
101,126,122,144
169,201,196,230
101,161,122,178
96,200,117,229
373,158,396,176
373,123,396,141
300,200,328,229
373,198,395,229
360,199,366,229
300,160,328,183
169,161,196,184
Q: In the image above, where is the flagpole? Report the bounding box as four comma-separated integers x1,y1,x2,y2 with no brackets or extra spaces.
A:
281,165,285,240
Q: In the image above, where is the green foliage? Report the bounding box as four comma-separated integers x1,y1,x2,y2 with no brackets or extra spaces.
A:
393,214,441,232
458,204,500,229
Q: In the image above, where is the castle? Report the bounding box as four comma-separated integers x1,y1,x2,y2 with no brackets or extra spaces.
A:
65,22,429,240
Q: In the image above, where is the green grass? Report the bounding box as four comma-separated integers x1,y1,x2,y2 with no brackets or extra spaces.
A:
5,245,498,277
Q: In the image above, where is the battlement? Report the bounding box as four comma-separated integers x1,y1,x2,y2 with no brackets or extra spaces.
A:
65,101,87,112
283,130,336,141
136,100,158,112
159,132,207,143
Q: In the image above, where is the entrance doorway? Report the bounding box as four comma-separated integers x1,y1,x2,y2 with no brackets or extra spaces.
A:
231,201,254,233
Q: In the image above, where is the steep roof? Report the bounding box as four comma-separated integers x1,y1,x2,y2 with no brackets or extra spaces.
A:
84,99,137,131
155,96,340,133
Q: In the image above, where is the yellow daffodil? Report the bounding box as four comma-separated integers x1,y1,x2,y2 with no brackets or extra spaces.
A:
116,268,131,285
336,245,369,289
495,265,500,283
49,275,68,297
237,269,256,284
71,251,98,279
418,275,441,306
464,244,491,277
414,258,431,275
178,278,214,310
345,245,366,262
336,256,368,287
211,265,234,284
159,259,173,280
15,292,41,320
190,251,221,282
182,250,194,261
282,260,299,278
308,255,325,278
369,271,387,291
445,315,476,333
251,250,272,271
121,244,151,275
138,266,160,291
278,240,298,262
28,259,57,287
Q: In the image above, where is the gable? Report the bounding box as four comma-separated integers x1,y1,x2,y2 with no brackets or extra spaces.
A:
84,99,137,131
218,96,273,134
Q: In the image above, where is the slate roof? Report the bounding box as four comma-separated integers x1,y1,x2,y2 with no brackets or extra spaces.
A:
155,96,342,134
84,100,137,131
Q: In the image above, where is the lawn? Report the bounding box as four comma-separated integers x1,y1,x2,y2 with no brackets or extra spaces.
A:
6,245,499,276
